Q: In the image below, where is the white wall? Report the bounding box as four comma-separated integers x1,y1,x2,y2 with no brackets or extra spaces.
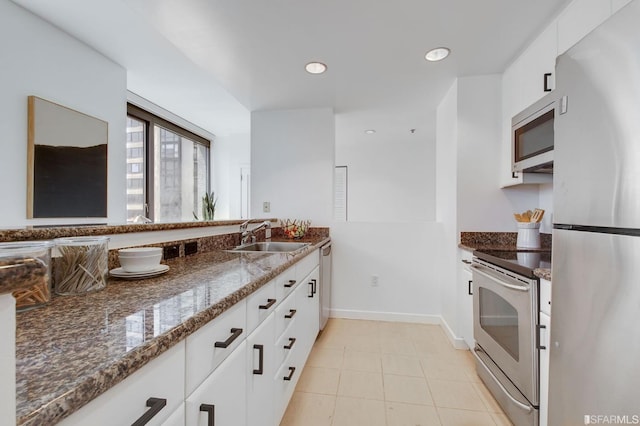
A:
251,108,334,225
0,0,127,227
435,81,459,336
213,132,250,220
334,112,436,223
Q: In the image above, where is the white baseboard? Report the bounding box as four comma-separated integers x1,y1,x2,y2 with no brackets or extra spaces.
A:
439,316,469,350
330,308,440,325
329,309,470,351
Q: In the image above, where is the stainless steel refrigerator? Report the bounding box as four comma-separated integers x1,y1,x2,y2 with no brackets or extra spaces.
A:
551,0,640,424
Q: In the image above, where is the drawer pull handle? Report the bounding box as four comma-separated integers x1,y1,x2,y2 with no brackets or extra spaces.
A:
308,280,314,298
285,309,297,319
537,324,547,350
131,397,166,426
215,328,243,348
284,279,296,288
283,366,296,381
259,298,276,310
284,337,296,350
468,280,473,296
199,404,215,426
253,344,264,375
312,279,317,295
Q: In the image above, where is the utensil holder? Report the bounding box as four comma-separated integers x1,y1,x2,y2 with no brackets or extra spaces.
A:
517,222,541,249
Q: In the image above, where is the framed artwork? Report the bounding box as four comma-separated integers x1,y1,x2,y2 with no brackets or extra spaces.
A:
27,96,108,218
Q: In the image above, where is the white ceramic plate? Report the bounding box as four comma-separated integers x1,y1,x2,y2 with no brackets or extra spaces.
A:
109,264,170,279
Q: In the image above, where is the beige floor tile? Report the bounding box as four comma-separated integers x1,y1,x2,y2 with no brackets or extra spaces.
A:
420,357,471,382
382,354,425,377
472,382,504,413
344,334,382,352
337,369,384,400
306,346,344,369
332,396,386,426
314,329,349,349
343,350,382,372
385,401,442,426
380,336,417,356
428,379,487,411
491,413,514,426
378,321,416,339
384,374,434,405
413,332,458,358
295,366,340,395
280,392,336,426
437,407,497,426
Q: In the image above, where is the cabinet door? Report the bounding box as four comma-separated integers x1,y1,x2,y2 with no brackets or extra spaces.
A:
59,342,185,426
185,341,247,426
459,259,474,350
161,403,185,426
296,266,320,359
539,311,551,426
247,314,276,426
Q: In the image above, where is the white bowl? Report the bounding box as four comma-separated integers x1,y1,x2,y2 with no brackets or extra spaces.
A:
118,247,162,257
119,251,162,273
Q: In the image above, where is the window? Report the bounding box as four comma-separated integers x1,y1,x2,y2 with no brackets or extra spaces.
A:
126,104,211,223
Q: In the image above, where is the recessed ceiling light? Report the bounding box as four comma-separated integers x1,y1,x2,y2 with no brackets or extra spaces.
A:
305,62,327,74
425,47,450,62
364,129,376,134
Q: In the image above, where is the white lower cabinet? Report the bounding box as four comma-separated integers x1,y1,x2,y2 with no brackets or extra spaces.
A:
539,278,552,426
58,250,321,426
458,250,474,349
186,341,247,426
161,403,185,426
246,314,276,426
59,342,185,426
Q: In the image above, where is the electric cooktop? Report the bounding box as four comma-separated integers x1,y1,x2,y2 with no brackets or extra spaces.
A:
473,249,551,278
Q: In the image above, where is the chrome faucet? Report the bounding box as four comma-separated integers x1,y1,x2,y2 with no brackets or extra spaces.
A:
240,220,272,245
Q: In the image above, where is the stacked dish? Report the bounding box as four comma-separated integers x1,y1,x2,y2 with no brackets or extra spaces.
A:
110,247,169,279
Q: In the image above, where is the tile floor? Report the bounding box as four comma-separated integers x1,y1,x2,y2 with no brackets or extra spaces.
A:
280,318,513,426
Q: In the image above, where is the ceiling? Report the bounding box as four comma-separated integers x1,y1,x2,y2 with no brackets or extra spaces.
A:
12,0,572,138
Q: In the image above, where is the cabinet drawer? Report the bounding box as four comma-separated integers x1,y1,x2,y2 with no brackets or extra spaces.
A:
59,342,185,426
185,301,247,396
161,403,185,426
540,278,551,316
246,280,276,335
274,356,301,423
295,250,319,283
275,327,299,369
274,290,298,340
275,267,298,303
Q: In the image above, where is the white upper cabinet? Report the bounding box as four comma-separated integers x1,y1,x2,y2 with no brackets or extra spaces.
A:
557,0,611,54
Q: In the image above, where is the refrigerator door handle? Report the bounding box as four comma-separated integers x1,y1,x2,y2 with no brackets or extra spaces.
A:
471,265,530,292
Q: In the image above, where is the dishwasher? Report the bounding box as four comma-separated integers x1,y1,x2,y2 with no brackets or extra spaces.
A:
319,242,332,330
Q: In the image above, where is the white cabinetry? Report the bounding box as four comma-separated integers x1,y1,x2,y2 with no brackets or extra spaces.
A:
612,0,633,13
539,278,551,426
457,250,474,349
59,342,185,426
247,314,276,426
557,0,611,54
59,249,320,426
185,341,247,426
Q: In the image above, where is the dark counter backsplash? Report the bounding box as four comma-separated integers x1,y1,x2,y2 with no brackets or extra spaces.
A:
460,231,552,250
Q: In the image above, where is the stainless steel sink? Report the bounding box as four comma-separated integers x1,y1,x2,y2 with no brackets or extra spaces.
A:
229,241,310,253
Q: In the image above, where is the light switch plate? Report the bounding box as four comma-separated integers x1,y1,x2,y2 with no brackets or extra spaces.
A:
263,201,270,213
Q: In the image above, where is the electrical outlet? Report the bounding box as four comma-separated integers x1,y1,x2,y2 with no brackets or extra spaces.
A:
371,275,379,287
185,241,198,256
163,245,180,260
263,201,270,213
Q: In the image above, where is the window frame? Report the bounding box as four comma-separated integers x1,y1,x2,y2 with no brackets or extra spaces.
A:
126,103,211,222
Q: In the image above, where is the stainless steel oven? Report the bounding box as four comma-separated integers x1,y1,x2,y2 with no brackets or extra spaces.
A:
472,257,539,426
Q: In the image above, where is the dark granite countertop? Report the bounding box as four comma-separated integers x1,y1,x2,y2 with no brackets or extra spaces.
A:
15,236,330,426
459,231,552,281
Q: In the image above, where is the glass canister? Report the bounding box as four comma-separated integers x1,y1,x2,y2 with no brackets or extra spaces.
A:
54,236,109,295
0,241,53,311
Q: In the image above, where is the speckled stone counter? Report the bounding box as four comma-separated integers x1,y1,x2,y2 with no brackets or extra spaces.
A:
459,231,552,281
15,235,330,426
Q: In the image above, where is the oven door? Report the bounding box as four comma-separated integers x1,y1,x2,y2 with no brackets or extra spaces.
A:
472,261,539,405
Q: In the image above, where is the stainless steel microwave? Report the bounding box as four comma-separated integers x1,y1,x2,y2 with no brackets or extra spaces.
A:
512,94,556,174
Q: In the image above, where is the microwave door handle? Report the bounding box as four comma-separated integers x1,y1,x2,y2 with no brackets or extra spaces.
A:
471,265,530,292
